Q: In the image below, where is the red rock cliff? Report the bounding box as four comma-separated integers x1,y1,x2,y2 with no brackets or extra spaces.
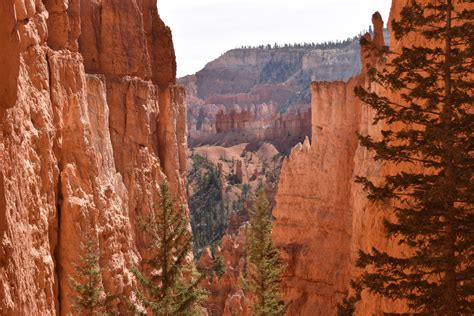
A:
273,0,472,314
0,0,187,314
273,10,396,315
189,102,311,154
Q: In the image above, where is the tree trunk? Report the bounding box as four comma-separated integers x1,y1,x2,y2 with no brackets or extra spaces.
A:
442,0,457,314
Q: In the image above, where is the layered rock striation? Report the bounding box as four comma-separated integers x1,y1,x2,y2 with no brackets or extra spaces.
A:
0,0,186,315
194,104,312,153
182,37,371,152
194,42,363,101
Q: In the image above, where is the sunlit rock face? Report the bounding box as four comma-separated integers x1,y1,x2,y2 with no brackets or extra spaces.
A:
182,36,370,153
0,0,187,314
272,10,395,316
273,0,472,314
198,227,251,316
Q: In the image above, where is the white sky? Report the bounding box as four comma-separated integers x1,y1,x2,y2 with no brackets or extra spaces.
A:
159,0,392,77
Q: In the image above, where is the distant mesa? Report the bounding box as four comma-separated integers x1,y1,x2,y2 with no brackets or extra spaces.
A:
181,30,390,153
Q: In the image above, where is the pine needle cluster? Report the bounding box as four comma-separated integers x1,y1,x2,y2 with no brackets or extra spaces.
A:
69,184,207,315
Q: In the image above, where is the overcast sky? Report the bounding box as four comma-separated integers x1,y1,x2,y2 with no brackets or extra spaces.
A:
159,0,392,77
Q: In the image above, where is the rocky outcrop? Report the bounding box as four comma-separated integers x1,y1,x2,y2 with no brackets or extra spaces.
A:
183,36,377,152
273,0,466,313
194,42,363,101
0,0,20,120
190,103,311,153
198,227,250,316
0,1,186,315
189,143,282,257
272,11,394,315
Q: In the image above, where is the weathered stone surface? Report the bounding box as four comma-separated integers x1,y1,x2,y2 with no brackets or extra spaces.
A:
272,11,389,316
193,44,362,101
199,226,250,316
0,0,187,315
274,78,366,315
272,1,471,314
189,102,311,153
198,247,214,271
0,0,20,119
140,0,177,87
79,0,176,87
182,35,380,153
0,5,57,314
44,0,80,51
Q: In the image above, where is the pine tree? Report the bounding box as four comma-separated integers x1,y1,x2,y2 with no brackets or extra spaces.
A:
132,183,207,315
189,154,225,257
351,0,473,314
336,281,362,316
212,253,226,278
69,235,109,315
243,189,286,316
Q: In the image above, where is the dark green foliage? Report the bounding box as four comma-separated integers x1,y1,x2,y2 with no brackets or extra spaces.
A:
231,184,251,224
259,61,302,84
131,183,207,315
69,235,110,316
189,154,226,257
241,184,251,200
336,281,363,316
242,189,286,316
237,33,367,51
226,173,240,185
337,295,356,316
212,254,226,278
351,0,473,314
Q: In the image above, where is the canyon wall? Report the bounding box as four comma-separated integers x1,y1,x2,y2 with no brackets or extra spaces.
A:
273,0,468,314
0,0,187,315
198,227,250,316
272,11,399,315
194,43,362,101
182,38,369,152
190,103,311,153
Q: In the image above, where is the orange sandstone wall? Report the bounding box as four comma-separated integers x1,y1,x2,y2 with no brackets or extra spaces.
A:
0,0,187,315
190,103,311,153
273,11,393,315
273,0,472,314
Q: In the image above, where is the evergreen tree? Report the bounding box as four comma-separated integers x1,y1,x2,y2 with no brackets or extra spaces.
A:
336,281,362,316
212,253,226,278
242,189,286,316
188,154,225,257
69,235,109,315
336,296,356,316
132,183,207,315
351,0,473,314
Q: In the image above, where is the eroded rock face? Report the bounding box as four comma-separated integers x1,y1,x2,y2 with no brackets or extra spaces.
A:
194,44,362,101
182,36,375,153
189,102,311,154
272,11,393,316
198,227,251,316
273,1,469,314
0,0,20,119
0,1,186,315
